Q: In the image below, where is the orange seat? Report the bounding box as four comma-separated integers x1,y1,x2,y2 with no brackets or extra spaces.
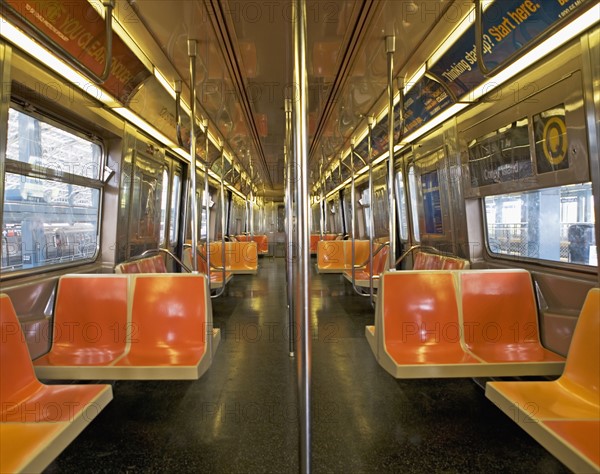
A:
183,247,233,289
150,254,167,272
373,271,480,378
344,244,389,288
113,274,215,379
441,256,469,269
34,275,129,376
1,294,112,473
461,271,564,371
367,269,565,378
209,241,258,274
412,251,469,270
253,235,268,254
486,288,600,473
316,240,345,272
317,240,369,273
33,274,220,380
310,234,320,254
115,255,167,274
116,260,140,273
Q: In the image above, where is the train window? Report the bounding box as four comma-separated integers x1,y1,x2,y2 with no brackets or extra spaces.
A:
361,188,371,237
407,166,420,243
394,172,409,241
421,171,443,235
2,107,102,273
484,183,596,266
169,174,181,245
159,169,169,246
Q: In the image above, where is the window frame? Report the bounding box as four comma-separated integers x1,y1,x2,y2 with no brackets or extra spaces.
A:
1,102,105,278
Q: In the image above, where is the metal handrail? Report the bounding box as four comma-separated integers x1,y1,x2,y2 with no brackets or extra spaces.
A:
182,243,227,272
212,145,227,299
395,244,445,266
353,242,390,269
139,248,191,273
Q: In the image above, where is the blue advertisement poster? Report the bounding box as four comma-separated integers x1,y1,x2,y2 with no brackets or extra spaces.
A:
428,0,592,99
421,171,443,234
403,76,453,135
402,0,592,134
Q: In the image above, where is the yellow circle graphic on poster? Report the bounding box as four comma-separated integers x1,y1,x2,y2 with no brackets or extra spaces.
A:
542,117,567,166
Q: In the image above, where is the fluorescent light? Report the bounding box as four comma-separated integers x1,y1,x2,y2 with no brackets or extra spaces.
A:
372,151,389,167
467,7,600,102
427,0,494,68
113,107,176,148
0,17,118,106
173,147,190,160
404,64,426,95
401,103,468,144
154,68,176,100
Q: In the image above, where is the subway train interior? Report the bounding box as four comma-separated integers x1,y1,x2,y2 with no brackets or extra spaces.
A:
0,0,599,472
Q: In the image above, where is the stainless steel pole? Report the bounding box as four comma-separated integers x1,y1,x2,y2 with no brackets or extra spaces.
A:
285,98,295,357
368,117,375,308
386,35,396,270
188,39,198,273
293,0,311,470
204,119,211,280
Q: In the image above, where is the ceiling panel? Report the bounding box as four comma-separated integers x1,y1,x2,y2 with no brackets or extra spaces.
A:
122,0,462,196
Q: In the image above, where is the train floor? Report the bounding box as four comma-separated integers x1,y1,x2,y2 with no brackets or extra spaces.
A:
46,258,568,473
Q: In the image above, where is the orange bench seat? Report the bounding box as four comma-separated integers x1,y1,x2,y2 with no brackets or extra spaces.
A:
208,241,258,275
366,269,565,378
236,234,268,254
485,288,599,473
115,254,167,273
33,274,219,380
183,247,233,289
316,240,370,273
343,244,389,289
412,250,469,270
1,294,112,473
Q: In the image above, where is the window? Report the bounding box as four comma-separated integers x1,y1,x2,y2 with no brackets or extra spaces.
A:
394,171,409,241
169,174,181,246
484,183,596,266
2,107,103,273
159,169,169,246
421,171,443,235
408,166,420,242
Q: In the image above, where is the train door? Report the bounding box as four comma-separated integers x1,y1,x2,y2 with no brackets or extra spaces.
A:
394,151,415,263
116,128,165,262
407,122,469,259
158,156,184,270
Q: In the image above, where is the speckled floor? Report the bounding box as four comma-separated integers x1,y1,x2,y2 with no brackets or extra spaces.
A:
45,258,568,473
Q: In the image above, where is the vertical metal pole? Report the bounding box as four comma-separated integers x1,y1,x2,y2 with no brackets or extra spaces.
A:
0,43,11,250
319,161,325,239
285,97,295,356
204,120,211,280
368,117,375,308
350,142,357,286
219,145,226,294
386,35,396,270
188,39,198,273
250,191,254,238
293,0,311,471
